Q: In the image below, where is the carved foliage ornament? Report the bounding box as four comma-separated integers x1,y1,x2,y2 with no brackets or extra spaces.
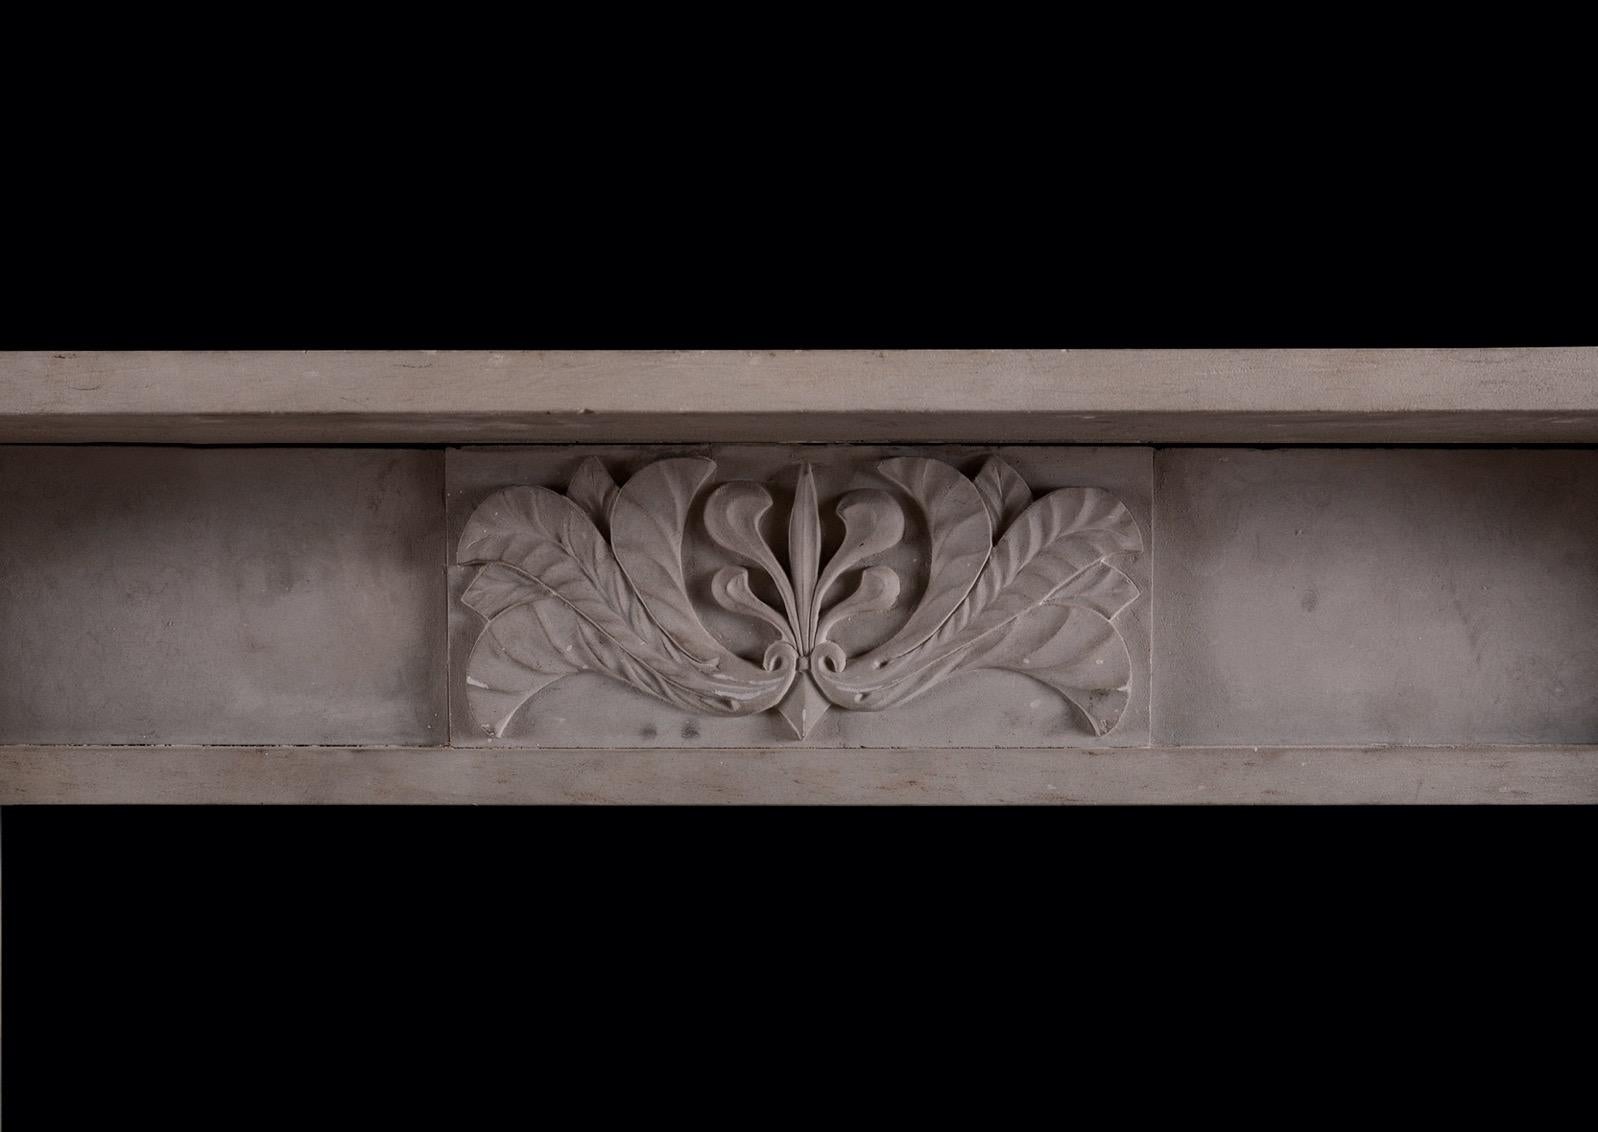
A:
458,456,1142,739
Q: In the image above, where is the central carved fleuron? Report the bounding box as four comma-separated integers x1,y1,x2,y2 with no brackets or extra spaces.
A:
458,456,1142,740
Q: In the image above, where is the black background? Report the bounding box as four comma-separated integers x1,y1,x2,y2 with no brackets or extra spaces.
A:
2,132,1591,1123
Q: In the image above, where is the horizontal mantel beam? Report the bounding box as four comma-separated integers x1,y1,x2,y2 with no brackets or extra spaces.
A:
3,349,1597,443
3,746,1593,805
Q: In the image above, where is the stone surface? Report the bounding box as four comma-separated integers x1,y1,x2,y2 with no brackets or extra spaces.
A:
3,745,1593,805
6,350,1598,443
0,447,446,744
1154,449,1598,745
447,445,1152,748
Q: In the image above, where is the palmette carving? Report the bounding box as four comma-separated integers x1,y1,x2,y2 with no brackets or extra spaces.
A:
458,455,1142,740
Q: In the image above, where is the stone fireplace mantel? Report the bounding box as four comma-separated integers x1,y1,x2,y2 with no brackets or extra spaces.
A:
3,350,1594,803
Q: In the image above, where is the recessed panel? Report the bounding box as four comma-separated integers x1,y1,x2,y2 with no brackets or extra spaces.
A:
0,447,446,745
1154,449,1598,744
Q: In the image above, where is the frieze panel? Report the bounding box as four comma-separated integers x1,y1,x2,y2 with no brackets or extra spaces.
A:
447,446,1151,747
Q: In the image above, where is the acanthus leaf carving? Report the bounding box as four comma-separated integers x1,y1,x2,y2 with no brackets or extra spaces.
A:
788,464,822,653
458,455,1142,740
565,455,619,535
844,457,993,671
812,490,904,634
973,455,1032,539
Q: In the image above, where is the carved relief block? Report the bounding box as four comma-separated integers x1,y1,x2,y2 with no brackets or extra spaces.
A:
447,446,1151,747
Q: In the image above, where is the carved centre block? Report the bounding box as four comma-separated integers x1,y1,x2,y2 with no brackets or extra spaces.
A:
447,446,1151,747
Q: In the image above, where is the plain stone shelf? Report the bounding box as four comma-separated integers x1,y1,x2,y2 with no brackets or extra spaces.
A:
4,349,1598,443
2,746,1593,805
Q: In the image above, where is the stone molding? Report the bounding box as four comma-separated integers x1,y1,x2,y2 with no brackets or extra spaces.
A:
4,746,1593,805
4,349,1598,442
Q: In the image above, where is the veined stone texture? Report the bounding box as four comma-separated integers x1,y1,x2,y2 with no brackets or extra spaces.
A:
447,446,1153,748
1154,449,1598,745
0,447,446,745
